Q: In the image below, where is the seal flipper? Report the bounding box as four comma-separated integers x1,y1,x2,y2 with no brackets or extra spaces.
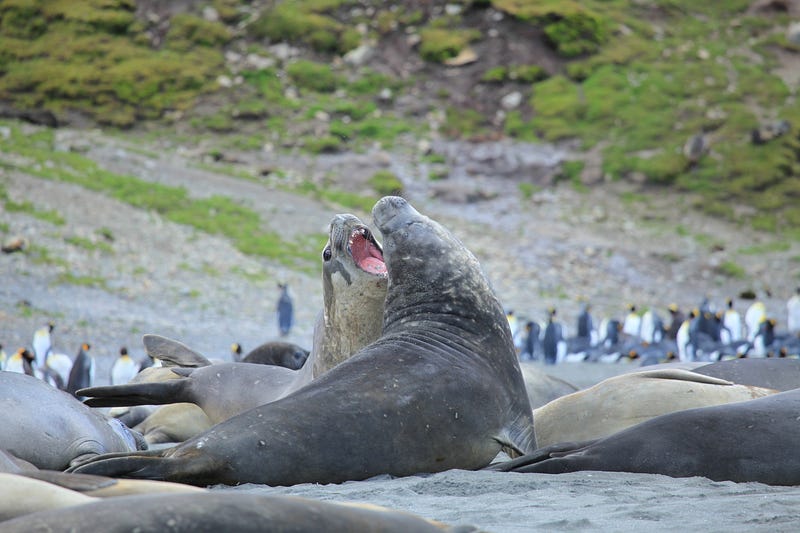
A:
495,414,538,458
142,334,212,368
485,439,599,472
79,379,189,408
68,448,219,486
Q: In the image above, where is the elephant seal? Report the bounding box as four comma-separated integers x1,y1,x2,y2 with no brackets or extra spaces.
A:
0,491,472,532
531,368,777,448
691,357,800,391
132,403,214,445
79,213,388,425
239,341,309,369
70,196,535,486
492,387,800,485
519,363,578,409
0,373,145,470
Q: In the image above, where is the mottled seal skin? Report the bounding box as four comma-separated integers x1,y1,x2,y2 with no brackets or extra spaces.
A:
70,196,535,486
531,368,777,448
493,387,800,486
0,492,473,533
78,214,388,426
0,373,144,470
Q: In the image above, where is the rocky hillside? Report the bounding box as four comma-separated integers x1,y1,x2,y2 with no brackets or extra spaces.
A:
1,1,800,381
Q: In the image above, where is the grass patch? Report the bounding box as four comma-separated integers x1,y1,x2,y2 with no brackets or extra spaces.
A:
368,170,403,196
55,272,108,289
64,235,113,254
716,260,747,279
737,242,792,255
4,199,65,226
0,120,318,269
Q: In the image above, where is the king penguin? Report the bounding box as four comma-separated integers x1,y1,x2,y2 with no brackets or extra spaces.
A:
111,347,140,385
32,322,54,370
66,343,94,399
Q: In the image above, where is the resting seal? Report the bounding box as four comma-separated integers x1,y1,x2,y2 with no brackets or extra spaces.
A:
70,196,535,485
78,213,388,425
0,373,145,470
0,491,473,532
531,368,777,448
492,387,800,485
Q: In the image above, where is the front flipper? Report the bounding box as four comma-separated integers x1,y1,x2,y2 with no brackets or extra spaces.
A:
143,334,212,368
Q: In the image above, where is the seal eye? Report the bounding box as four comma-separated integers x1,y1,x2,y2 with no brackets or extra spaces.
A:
322,246,332,261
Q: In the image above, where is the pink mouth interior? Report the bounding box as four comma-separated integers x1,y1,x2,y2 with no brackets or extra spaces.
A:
350,233,387,275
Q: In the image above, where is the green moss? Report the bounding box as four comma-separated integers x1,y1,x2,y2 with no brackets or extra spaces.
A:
518,182,540,199
165,13,231,50
368,170,403,196
482,64,547,83
294,181,376,213
737,241,791,255
249,1,359,55
303,135,343,154
55,272,108,289
418,27,481,63
286,60,341,93
443,107,486,138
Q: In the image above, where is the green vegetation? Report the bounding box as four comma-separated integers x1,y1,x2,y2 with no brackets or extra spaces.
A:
368,170,403,196
64,235,113,254
0,0,224,127
248,0,360,55
716,260,747,279
4,198,65,226
55,272,108,289
419,26,481,63
286,60,341,93
0,121,318,269
482,65,548,84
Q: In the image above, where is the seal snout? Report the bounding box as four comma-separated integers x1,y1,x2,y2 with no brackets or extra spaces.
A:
372,196,415,234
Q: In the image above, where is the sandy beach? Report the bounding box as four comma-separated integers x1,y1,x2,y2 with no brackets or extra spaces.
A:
216,361,800,533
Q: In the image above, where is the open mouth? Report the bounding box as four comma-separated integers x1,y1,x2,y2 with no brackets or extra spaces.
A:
348,226,387,276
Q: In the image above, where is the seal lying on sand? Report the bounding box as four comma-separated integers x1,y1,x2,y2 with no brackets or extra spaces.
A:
0,491,475,532
531,368,777,448
70,196,535,486
691,358,800,391
0,373,144,470
491,387,800,486
79,214,388,425
239,341,309,369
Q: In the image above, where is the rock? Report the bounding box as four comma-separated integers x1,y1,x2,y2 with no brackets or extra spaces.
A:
202,6,219,22
343,44,372,66
444,47,478,67
751,120,791,145
697,48,710,60
245,54,275,70
430,182,497,203
445,4,463,15
789,22,800,45
378,88,393,102
683,133,706,164
500,91,523,110
217,75,233,88
0,126,9,139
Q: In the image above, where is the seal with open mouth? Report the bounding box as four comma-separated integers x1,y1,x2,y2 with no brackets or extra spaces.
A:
78,214,388,426
70,196,534,486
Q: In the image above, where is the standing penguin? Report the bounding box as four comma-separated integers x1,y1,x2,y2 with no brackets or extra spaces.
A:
32,322,54,370
276,283,294,337
622,304,641,340
721,298,743,344
0,344,6,370
5,348,35,375
787,287,800,336
111,347,140,385
66,343,94,398
542,307,563,365
745,301,766,342
230,342,243,362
